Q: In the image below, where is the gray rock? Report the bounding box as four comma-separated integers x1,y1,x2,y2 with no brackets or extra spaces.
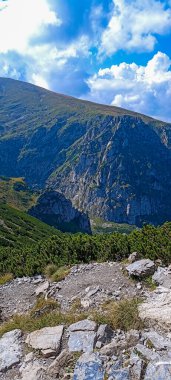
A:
126,259,155,278
134,344,161,362
68,331,97,353
26,325,64,353
139,287,171,329
35,281,50,296
48,349,71,377
144,362,171,380
0,329,23,372
130,352,144,380
108,368,130,380
73,352,105,380
68,320,97,332
96,324,114,346
128,252,140,264
143,331,171,351
152,267,171,288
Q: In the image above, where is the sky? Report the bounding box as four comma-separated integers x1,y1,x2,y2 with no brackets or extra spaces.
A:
0,0,171,121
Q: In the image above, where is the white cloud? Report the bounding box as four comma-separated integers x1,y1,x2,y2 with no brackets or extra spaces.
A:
100,0,171,55
0,0,91,91
86,52,171,121
0,0,61,54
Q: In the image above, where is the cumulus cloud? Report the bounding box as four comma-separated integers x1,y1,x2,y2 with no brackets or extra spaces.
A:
100,0,171,55
0,0,61,54
86,52,171,121
0,0,91,91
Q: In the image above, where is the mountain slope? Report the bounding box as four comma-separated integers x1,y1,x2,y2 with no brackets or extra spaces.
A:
0,203,59,248
0,77,171,226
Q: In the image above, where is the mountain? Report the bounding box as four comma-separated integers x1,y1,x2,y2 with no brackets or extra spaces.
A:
0,77,171,226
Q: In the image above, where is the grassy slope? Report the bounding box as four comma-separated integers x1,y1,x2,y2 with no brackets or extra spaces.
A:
0,77,166,140
0,203,59,248
0,176,38,211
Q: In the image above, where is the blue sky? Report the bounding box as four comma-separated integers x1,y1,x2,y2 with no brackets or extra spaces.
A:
0,0,171,121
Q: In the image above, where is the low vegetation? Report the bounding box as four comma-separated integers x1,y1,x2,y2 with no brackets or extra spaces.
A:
0,296,142,336
0,203,59,248
45,264,71,282
1,222,171,278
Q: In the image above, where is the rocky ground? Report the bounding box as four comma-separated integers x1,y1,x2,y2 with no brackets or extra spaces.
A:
1,256,171,379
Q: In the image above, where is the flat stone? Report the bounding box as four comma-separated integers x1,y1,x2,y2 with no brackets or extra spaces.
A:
139,287,171,329
73,352,105,380
68,331,97,353
0,329,23,372
126,259,155,278
68,319,97,332
26,325,64,353
108,368,130,380
143,331,171,351
134,344,161,362
144,362,171,380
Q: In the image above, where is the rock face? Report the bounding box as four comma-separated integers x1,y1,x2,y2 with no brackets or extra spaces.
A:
0,329,23,372
29,190,91,234
0,78,171,227
139,287,171,329
126,259,155,278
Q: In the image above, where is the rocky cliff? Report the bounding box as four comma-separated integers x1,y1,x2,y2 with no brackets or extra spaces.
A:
29,191,91,234
0,77,171,226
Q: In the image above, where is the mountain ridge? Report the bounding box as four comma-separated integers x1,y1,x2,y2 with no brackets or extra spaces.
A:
0,77,171,226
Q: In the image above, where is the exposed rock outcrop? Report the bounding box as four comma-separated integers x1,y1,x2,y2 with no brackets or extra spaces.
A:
29,191,91,234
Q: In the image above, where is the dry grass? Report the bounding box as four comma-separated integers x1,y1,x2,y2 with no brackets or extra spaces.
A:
44,264,71,282
93,298,143,331
0,273,13,285
0,297,143,336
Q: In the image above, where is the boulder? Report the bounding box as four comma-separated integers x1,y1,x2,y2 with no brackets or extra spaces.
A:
73,352,105,380
0,329,23,372
152,267,171,288
139,287,171,329
144,362,171,380
26,325,64,354
126,259,155,278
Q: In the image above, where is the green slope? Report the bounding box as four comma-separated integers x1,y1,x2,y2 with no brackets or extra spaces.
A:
0,203,59,248
0,176,37,211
